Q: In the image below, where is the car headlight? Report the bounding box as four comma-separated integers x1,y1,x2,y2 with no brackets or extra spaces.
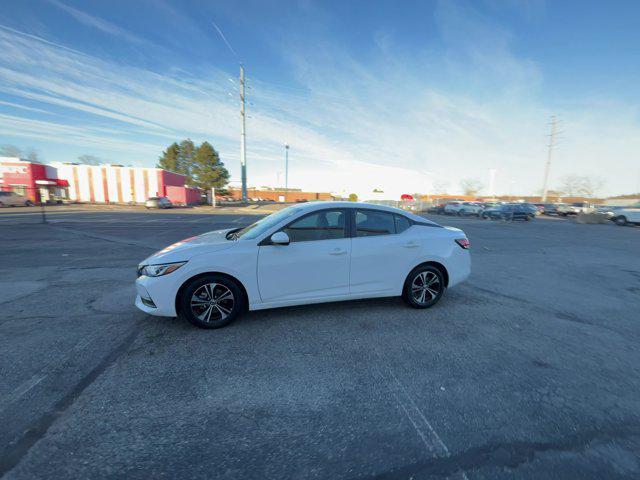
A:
138,261,186,277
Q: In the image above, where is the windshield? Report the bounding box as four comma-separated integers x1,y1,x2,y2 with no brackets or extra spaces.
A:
233,206,303,240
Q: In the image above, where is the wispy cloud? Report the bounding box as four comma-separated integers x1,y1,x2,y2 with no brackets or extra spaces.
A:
45,0,153,47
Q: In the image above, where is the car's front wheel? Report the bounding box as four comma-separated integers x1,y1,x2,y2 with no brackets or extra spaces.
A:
179,275,245,328
403,265,445,309
615,216,627,226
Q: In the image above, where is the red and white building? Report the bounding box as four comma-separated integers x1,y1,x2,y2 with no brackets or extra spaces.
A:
0,157,200,205
0,157,68,203
52,163,200,205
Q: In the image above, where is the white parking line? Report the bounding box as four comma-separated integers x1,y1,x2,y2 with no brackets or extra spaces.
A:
373,350,469,480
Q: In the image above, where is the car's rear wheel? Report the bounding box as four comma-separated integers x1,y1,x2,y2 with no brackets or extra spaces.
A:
403,265,445,309
615,216,627,226
179,275,245,329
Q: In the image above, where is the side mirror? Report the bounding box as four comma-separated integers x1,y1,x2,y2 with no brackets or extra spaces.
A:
270,231,290,245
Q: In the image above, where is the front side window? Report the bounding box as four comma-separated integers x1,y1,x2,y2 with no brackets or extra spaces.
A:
282,209,346,242
236,205,304,240
355,210,395,237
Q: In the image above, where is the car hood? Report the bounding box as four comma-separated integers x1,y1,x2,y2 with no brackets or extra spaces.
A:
140,229,237,265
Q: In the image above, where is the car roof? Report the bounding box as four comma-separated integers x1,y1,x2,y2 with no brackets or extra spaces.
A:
286,201,435,224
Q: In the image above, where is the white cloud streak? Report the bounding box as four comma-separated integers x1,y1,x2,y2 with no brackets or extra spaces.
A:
45,0,153,47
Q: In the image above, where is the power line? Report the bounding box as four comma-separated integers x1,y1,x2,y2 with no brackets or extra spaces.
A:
211,20,240,63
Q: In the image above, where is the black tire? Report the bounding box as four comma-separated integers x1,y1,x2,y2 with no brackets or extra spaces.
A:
615,216,627,226
178,274,245,329
25,200,34,206
481,213,488,220
403,265,446,309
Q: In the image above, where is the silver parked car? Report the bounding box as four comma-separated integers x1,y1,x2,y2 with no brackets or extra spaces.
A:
0,191,34,206
145,196,172,209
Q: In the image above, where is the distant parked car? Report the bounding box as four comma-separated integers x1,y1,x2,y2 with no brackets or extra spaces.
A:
533,203,551,214
426,202,446,214
521,203,540,216
610,204,640,226
537,203,560,215
145,196,172,209
444,201,464,215
482,204,534,221
557,202,594,216
596,205,624,220
459,202,484,216
0,191,33,207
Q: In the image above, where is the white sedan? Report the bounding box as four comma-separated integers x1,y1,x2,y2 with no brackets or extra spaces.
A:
135,202,471,329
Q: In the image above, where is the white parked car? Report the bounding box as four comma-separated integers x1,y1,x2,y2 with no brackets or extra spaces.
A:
443,201,464,215
611,204,640,226
556,202,594,216
145,196,172,209
135,202,471,329
0,191,33,206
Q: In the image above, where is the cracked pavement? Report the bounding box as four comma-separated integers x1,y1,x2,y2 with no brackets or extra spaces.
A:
0,209,639,479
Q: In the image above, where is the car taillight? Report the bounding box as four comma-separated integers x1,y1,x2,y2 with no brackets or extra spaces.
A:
455,238,470,249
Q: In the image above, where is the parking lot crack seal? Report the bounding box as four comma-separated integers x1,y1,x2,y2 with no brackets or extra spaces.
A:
0,323,143,477
51,226,160,250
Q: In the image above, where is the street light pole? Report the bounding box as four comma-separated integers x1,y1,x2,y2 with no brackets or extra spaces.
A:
284,144,289,203
239,65,248,203
541,115,557,203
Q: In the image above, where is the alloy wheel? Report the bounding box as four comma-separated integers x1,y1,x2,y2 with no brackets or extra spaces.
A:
411,271,441,305
190,283,235,324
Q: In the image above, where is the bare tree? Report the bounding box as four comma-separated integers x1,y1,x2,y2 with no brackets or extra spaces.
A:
558,175,604,197
25,149,40,162
460,178,483,196
0,145,22,157
77,154,102,166
558,175,583,197
579,177,604,198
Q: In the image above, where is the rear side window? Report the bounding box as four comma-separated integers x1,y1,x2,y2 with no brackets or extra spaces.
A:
282,209,346,242
394,215,411,233
355,210,395,237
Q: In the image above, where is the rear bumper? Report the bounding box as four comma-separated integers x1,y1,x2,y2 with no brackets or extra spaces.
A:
447,249,471,288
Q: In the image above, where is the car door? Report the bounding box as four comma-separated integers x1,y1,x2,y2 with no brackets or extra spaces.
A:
256,208,351,303
349,209,417,296
626,205,640,222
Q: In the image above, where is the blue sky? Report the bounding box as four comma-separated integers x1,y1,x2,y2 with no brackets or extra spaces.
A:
0,0,639,197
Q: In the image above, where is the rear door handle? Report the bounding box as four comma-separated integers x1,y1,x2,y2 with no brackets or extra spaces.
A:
403,241,419,248
329,248,347,255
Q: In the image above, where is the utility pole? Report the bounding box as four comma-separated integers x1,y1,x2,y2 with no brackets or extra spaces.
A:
240,65,247,202
541,115,557,202
284,144,289,202
488,169,496,198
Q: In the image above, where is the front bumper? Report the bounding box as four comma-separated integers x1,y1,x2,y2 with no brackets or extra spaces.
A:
134,275,178,317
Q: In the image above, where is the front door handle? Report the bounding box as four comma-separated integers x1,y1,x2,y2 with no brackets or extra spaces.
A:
329,248,347,255
403,241,419,248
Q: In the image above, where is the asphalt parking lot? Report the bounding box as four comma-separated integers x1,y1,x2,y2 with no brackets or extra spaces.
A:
1,208,639,479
